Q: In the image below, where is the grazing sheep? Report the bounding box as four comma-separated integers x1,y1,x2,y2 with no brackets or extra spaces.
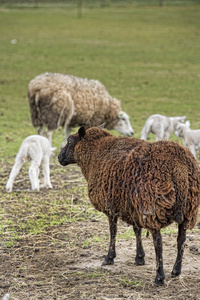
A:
141,114,186,141
28,72,134,148
175,120,200,158
58,126,200,286
6,135,55,193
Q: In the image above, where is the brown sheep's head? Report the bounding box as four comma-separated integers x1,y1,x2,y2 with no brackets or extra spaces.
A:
58,126,86,166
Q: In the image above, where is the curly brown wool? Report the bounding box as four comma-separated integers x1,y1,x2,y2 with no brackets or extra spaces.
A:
58,126,200,286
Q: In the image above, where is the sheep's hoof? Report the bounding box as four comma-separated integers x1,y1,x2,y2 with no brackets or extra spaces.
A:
31,188,40,193
134,256,145,266
102,257,114,266
171,269,181,278
155,276,164,286
40,184,52,189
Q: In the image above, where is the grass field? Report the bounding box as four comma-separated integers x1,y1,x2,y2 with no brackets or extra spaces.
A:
0,3,200,299
0,3,200,156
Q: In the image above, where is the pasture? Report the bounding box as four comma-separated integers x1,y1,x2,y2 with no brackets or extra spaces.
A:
0,2,200,299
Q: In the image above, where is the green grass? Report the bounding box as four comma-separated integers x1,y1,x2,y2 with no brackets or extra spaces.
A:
0,3,200,244
119,275,143,287
0,4,200,157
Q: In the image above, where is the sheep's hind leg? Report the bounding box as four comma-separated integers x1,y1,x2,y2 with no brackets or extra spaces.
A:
46,129,53,146
133,225,145,265
152,229,165,286
38,125,43,136
102,215,118,266
171,223,186,278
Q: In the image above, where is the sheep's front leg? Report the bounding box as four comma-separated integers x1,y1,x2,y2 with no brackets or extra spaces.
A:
171,223,186,278
38,125,43,136
41,155,52,189
152,229,165,286
163,131,170,140
133,225,145,265
46,129,53,146
188,145,196,158
102,215,118,265
155,125,164,141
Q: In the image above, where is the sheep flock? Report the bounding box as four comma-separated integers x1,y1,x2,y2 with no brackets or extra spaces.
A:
5,72,200,286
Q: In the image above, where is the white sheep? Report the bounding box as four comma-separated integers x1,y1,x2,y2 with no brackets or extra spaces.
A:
141,114,186,141
6,135,55,193
27,72,134,148
175,120,200,158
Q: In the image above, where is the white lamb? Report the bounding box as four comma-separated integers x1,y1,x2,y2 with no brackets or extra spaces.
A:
6,135,55,193
141,114,186,141
175,120,200,158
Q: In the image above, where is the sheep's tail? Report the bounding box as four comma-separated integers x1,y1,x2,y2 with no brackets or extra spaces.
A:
27,89,42,127
172,162,189,224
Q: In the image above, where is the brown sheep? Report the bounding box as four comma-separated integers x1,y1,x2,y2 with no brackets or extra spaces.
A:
58,126,200,286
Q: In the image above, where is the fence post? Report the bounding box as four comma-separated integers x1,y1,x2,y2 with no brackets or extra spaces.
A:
77,0,83,18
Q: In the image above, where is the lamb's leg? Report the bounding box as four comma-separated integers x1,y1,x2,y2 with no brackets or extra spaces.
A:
155,130,165,141
171,223,186,278
140,124,150,140
133,225,145,265
46,129,53,146
188,145,196,158
163,131,170,140
29,161,40,191
102,215,118,265
152,229,165,286
41,155,52,189
6,159,24,192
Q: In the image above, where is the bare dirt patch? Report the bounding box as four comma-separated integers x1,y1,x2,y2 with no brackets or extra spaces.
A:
0,158,200,299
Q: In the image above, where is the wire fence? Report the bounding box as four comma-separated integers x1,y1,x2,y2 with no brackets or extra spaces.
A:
0,0,199,6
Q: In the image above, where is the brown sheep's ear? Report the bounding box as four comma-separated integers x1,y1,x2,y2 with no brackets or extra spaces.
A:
98,123,106,130
78,126,86,139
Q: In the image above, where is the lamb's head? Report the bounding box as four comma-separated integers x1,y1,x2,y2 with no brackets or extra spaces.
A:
173,116,186,129
114,111,134,137
175,120,190,138
177,116,186,123
58,126,86,166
